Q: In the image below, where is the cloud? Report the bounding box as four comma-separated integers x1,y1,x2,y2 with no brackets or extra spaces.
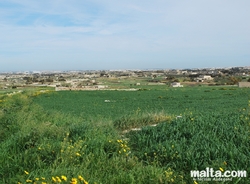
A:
0,0,250,71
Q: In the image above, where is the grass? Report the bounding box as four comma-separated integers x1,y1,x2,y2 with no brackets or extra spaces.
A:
0,86,249,183
127,112,249,181
32,86,249,120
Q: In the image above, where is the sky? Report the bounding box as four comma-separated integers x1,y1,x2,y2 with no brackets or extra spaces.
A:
0,0,249,71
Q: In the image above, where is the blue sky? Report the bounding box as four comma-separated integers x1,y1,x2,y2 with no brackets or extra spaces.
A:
0,0,249,71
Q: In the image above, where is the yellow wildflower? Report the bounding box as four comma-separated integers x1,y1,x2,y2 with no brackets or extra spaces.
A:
52,177,57,182
61,175,67,181
56,176,62,182
42,182,47,184
78,175,84,181
24,170,29,175
26,180,32,183
41,177,46,180
76,152,81,156
194,181,198,184
219,167,224,172
70,178,78,184
35,178,39,181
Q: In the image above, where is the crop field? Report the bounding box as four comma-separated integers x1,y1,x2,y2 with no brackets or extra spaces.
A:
33,87,249,120
0,86,249,183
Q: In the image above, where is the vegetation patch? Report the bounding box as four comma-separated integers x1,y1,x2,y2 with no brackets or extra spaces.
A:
0,87,249,183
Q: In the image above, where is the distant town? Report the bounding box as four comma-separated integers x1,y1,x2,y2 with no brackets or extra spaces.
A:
1,66,250,90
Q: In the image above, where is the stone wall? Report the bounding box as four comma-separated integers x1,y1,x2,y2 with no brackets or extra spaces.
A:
238,82,250,88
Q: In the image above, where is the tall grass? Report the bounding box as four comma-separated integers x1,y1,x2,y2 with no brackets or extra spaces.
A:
127,112,250,183
0,88,249,183
113,111,173,131
0,92,176,184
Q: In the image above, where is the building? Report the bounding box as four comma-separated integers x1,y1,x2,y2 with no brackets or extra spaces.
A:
196,75,213,82
171,82,183,87
238,82,250,88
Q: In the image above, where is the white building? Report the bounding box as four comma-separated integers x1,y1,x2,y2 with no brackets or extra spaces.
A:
199,75,212,80
171,82,183,87
196,75,213,82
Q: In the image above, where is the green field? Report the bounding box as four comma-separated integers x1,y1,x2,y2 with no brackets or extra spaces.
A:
33,87,249,120
0,86,249,183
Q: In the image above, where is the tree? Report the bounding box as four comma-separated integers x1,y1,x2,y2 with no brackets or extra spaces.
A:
229,76,241,85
